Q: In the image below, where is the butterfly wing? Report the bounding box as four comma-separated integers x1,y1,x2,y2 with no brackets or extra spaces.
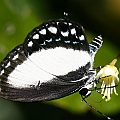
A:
0,19,100,101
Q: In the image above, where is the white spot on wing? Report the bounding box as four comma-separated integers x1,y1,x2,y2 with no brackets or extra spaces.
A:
0,69,4,75
39,29,46,35
45,38,52,42
48,27,57,34
28,41,33,47
71,28,76,35
5,61,11,68
33,34,39,39
7,47,92,88
79,35,85,41
45,23,49,27
69,23,72,26
63,22,67,24
55,38,61,41
13,54,19,60
61,31,69,37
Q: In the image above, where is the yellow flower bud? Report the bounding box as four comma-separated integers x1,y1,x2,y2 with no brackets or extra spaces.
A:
96,54,120,102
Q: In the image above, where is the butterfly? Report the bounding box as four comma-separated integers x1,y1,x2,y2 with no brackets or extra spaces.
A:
0,15,103,102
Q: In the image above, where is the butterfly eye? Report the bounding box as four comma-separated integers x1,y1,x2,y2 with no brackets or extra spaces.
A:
79,87,91,98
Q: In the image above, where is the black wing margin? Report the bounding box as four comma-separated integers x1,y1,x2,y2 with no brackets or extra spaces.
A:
0,74,89,102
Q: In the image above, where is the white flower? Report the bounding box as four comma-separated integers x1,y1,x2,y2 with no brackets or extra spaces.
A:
96,55,120,102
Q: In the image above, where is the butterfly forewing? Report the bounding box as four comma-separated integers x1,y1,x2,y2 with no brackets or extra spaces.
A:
0,19,98,101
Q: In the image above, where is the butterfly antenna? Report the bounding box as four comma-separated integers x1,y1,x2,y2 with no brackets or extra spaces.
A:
81,95,113,120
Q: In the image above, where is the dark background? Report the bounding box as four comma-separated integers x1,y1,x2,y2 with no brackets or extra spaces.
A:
0,0,120,120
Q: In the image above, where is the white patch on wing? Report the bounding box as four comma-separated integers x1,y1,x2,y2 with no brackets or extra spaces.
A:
69,23,72,26
79,35,85,41
39,29,46,35
0,69,4,75
61,31,69,37
28,41,33,47
33,34,39,39
48,27,57,34
5,61,11,68
71,28,76,35
7,47,92,88
13,54,19,60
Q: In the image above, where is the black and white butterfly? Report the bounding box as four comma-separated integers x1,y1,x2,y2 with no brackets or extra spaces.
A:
0,16,102,102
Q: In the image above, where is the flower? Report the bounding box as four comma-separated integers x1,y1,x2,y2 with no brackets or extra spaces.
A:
96,54,120,102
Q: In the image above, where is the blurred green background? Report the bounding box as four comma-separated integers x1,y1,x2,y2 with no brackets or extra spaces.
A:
0,0,120,120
